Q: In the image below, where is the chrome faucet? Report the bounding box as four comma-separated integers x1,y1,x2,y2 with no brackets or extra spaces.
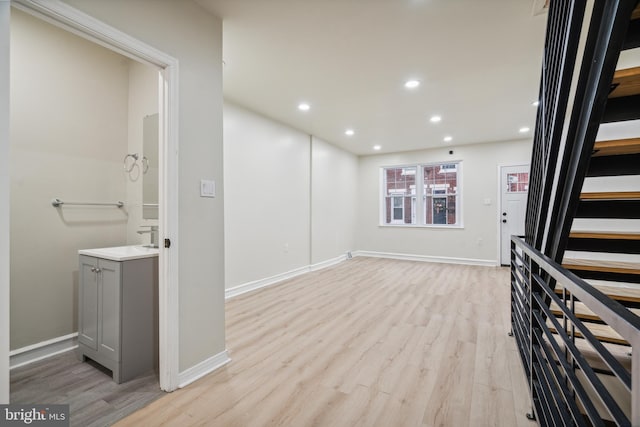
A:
137,225,159,248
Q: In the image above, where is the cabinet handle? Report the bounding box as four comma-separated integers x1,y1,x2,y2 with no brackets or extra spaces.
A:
90,267,96,273
95,268,102,274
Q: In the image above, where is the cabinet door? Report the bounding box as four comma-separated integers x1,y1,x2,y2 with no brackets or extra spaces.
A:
98,259,121,362
78,256,99,350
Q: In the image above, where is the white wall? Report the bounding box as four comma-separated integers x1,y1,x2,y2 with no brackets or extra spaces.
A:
311,136,358,264
126,61,159,244
62,0,226,372
224,103,311,288
0,0,10,406
224,104,359,290
10,9,130,350
356,139,532,264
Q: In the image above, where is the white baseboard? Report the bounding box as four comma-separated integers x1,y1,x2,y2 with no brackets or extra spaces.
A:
352,250,498,267
10,333,78,370
178,350,230,389
225,253,350,300
225,265,310,299
310,253,347,271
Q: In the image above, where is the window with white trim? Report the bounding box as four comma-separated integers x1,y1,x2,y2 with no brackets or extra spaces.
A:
381,162,461,227
383,167,416,224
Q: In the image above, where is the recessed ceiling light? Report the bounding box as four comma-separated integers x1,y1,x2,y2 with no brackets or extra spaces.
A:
443,136,453,142
430,115,442,123
373,145,382,151
519,127,530,133
345,129,355,136
532,100,540,107
298,103,310,111
404,80,420,89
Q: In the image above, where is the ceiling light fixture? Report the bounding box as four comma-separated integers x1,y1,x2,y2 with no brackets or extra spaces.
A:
443,136,453,142
430,115,442,123
404,80,420,89
373,145,382,151
298,103,310,111
519,127,530,133
345,129,355,136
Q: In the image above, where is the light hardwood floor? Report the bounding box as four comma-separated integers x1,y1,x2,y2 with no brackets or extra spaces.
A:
117,257,533,427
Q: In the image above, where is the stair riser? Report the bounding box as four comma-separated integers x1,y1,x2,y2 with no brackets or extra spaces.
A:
587,154,640,176
622,19,640,50
567,238,640,254
602,94,640,122
576,200,640,218
565,269,640,284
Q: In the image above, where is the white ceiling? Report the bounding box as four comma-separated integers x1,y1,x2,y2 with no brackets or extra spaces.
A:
196,0,548,155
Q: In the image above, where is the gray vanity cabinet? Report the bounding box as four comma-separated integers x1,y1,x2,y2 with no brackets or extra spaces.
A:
77,254,157,383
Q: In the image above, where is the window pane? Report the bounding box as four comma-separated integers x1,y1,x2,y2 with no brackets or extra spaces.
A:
424,164,457,196
432,197,447,224
393,207,403,220
383,167,416,224
447,195,456,224
507,172,529,193
385,167,416,195
423,162,459,225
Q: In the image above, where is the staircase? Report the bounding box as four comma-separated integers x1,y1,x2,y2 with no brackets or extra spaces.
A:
559,66,640,348
510,1,640,425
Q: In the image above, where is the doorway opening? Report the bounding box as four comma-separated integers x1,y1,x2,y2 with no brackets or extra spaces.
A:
2,0,181,404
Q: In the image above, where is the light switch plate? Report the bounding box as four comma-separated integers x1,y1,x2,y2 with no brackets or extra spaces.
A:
200,179,216,198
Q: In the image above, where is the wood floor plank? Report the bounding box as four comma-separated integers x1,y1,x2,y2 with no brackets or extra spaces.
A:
10,352,163,427
469,382,519,427
114,257,532,427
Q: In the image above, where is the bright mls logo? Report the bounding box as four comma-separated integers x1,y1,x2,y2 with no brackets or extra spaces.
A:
1,405,69,426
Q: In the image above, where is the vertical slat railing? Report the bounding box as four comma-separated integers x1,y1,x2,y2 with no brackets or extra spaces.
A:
544,0,637,264
513,0,640,424
525,0,587,249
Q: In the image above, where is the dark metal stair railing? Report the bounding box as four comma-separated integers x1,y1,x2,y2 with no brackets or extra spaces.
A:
512,0,640,425
511,236,640,425
515,0,590,421
525,0,587,249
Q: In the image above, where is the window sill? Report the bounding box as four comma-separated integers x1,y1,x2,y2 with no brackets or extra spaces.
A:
378,224,464,229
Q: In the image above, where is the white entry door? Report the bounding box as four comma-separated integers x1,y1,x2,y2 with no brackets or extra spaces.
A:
500,165,530,265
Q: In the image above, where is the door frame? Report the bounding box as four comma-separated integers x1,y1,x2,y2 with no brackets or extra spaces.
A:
1,0,181,396
1,0,10,404
497,163,530,266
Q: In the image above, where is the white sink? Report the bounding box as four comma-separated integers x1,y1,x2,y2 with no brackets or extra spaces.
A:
79,245,159,261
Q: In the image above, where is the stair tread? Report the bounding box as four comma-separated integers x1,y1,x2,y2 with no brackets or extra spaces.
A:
580,191,640,200
550,300,640,321
563,261,640,275
547,319,627,345
549,334,632,374
592,137,640,156
569,232,640,240
556,282,640,303
610,66,640,98
572,218,640,234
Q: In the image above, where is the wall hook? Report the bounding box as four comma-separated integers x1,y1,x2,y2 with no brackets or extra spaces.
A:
123,153,139,173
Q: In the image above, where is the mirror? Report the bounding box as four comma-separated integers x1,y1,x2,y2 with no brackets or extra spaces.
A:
142,113,159,219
